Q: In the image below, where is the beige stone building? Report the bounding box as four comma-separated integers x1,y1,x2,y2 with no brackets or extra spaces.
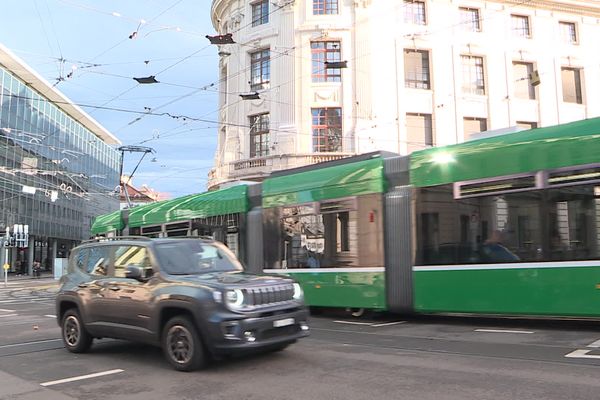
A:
209,0,600,188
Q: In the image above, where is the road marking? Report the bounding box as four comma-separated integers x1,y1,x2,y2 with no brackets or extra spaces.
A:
40,369,124,387
371,321,406,327
565,349,600,359
0,314,18,318
0,339,62,349
333,320,373,326
44,314,56,318
587,339,600,348
475,329,534,334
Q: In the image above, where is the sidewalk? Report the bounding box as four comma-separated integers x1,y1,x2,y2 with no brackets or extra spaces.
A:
3,272,56,281
0,370,77,400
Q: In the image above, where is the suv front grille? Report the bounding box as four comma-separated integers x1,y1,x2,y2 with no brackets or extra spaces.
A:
244,284,294,306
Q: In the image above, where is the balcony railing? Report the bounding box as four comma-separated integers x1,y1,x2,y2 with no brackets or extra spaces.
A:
208,152,356,188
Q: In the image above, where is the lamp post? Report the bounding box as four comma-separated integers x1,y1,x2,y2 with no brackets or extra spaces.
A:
1,224,29,287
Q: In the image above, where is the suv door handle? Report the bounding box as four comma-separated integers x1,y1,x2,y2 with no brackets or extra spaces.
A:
78,283,90,288
108,286,120,291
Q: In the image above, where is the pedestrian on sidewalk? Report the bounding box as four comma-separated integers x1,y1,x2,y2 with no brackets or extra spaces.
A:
33,261,41,278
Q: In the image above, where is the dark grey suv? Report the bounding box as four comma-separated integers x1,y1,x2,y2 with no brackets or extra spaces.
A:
55,237,309,371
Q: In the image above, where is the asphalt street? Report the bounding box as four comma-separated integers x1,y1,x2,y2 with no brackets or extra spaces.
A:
0,278,599,400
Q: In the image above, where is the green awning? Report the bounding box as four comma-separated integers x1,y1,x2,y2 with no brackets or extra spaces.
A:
262,157,385,208
91,209,124,235
128,185,248,228
410,117,600,187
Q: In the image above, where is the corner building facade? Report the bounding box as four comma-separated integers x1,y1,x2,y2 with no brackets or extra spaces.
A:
0,44,121,274
209,0,600,188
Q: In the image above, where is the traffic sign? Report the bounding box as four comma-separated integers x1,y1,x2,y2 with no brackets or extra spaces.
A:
2,264,9,270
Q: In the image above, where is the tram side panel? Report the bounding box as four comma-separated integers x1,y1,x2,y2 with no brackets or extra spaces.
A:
262,194,387,309
412,183,600,318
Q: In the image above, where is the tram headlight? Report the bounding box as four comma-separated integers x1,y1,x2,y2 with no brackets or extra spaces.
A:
225,289,244,309
292,283,304,301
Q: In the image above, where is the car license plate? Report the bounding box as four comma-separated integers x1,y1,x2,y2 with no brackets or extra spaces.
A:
273,318,294,328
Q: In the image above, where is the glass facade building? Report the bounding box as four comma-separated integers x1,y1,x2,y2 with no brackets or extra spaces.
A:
0,44,120,274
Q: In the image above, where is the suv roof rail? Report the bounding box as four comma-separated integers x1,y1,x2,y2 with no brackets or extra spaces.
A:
162,235,216,240
83,236,153,244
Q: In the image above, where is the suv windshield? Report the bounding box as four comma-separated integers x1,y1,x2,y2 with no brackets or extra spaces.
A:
155,240,243,274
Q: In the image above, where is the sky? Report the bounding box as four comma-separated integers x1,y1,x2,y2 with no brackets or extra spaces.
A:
0,0,221,198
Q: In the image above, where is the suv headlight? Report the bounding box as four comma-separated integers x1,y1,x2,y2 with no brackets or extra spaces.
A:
225,289,244,308
292,283,304,301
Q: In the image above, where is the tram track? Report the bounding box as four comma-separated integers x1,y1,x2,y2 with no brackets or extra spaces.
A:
307,326,600,367
0,338,63,358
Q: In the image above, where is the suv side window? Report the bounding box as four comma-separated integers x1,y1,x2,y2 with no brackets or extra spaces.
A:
114,245,152,278
86,247,110,276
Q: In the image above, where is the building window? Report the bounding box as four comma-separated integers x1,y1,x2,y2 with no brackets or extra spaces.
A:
513,62,535,100
511,14,531,38
461,55,485,95
404,1,426,25
249,113,270,158
463,117,487,140
516,121,537,130
404,49,430,89
561,67,583,104
251,0,269,27
406,113,433,153
311,41,342,82
313,0,338,15
559,22,577,44
312,108,342,152
460,7,481,32
250,49,270,91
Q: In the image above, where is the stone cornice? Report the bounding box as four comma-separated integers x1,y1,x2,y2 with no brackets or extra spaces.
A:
497,0,600,17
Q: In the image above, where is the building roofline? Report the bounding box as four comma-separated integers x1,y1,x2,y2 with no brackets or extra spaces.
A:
0,43,121,145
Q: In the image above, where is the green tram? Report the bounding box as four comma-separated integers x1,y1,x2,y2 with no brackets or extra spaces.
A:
92,117,600,317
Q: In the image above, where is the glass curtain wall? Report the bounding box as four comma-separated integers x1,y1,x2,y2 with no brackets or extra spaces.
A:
0,65,120,269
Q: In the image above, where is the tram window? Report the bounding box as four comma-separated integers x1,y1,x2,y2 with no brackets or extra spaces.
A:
416,183,600,265
264,194,384,269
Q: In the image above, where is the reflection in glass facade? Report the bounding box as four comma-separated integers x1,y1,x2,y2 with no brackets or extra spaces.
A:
0,64,120,257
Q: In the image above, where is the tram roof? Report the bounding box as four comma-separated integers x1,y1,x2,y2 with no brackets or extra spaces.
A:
262,155,386,208
91,209,124,235
410,117,600,187
127,185,248,228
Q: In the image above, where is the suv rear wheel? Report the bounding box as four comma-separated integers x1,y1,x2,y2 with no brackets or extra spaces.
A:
162,316,206,371
61,309,93,353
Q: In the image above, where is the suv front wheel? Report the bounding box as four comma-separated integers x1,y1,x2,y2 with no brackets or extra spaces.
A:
61,309,93,353
162,316,206,371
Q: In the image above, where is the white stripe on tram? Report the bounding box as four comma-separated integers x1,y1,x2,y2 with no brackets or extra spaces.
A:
264,267,385,274
413,260,600,272
266,261,600,274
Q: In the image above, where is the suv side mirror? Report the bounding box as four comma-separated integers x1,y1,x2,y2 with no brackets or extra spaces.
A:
125,265,145,281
